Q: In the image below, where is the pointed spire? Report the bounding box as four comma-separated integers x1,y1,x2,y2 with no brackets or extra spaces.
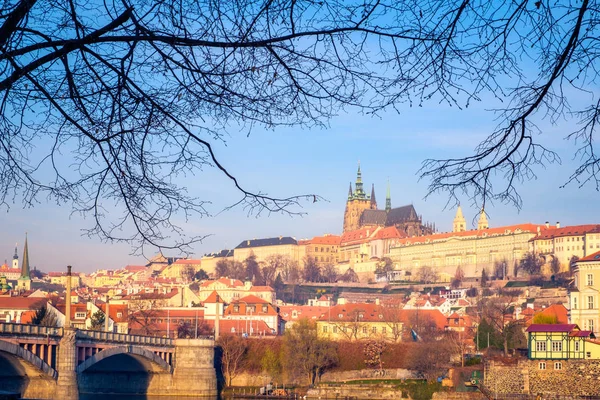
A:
353,161,365,198
477,208,489,230
20,234,30,280
13,243,18,260
370,184,377,207
453,205,466,233
348,182,353,199
385,179,392,212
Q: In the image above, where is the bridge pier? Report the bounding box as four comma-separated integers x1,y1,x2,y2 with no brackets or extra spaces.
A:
55,329,79,400
170,338,217,397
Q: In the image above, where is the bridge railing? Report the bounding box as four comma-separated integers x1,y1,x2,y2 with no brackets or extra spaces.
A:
0,322,63,336
76,329,174,347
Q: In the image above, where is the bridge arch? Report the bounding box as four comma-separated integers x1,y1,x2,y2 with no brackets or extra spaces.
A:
0,339,57,379
76,345,172,374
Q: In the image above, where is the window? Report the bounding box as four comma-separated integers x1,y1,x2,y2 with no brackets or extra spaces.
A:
536,341,547,352
588,274,594,286
539,362,546,370
372,326,377,333
554,362,562,370
322,326,328,333
332,326,337,333
233,305,239,313
573,297,578,310
362,326,367,333
75,312,86,319
382,327,387,334
575,341,580,352
552,341,562,352
587,352,592,358
589,319,594,332
116,312,123,318
588,296,595,309
262,305,268,313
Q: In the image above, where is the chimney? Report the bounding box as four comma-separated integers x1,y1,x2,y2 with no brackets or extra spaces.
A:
556,222,560,229
545,222,550,229
375,298,380,305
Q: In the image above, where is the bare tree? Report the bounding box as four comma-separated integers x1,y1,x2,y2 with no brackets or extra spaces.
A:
302,256,322,283
3,0,596,252
521,252,544,275
338,268,359,283
416,265,438,284
479,295,522,356
218,333,248,387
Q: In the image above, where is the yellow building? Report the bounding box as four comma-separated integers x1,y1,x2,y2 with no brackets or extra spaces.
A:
387,208,554,279
200,250,233,277
316,303,403,342
569,251,600,334
304,234,341,267
527,324,599,360
530,224,600,270
48,272,82,288
233,237,300,264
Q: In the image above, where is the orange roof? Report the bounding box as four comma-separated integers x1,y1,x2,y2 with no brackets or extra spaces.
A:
124,265,147,272
340,227,377,246
0,297,48,310
172,259,202,265
236,294,269,304
225,299,277,316
579,251,600,262
200,278,244,288
532,224,600,240
248,286,274,292
279,305,328,321
396,223,551,246
203,291,223,303
374,226,406,240
530,304,569,325
307,235,342,246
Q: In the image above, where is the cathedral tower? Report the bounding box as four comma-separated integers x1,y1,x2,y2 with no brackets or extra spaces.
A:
12,244,18,270
343,162,377,232
385,179,392,212
453,206,466,232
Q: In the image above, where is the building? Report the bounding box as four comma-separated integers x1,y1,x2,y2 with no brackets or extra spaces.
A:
342,163,434,236
569,251,600,334
223,295,281,335
197,278,275,304
0,262,21,281
303,234,341,266
233,237,300,264
316,302,404,342
200,249,233,277
526,324,599,360
388,209,555,279
530,224,600,271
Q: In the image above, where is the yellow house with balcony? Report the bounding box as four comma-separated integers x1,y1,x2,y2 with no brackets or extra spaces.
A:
527,324,599,360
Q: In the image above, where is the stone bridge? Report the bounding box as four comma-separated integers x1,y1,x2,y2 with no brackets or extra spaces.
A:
0,322,217,399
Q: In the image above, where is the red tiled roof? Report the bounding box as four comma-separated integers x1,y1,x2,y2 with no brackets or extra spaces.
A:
534,304,569,324
0,297,48,310
396,224,551,246
124,265,147,272
532,224,600,240
579,251,600,262
203,291,223,303
340,227,377,246
526,324,578,333
248,286,274,292
279,305,328,321
236,294,269,304
307,235,342,246
374,226,406,240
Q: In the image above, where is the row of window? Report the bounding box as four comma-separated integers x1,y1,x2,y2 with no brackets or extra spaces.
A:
313,246,337,253
571,296,596,311
322,325,387,334
535,341,570,352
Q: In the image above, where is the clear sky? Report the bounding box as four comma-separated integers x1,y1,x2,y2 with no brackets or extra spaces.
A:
1,93,598,273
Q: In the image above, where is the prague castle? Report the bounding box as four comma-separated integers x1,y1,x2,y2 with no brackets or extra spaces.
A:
342,163,434,237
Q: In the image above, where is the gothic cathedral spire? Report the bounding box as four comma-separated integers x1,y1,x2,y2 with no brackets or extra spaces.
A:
385,179,392,212
348,182,353,199
17,233,31,291
354,161,365,198
370,184,377,208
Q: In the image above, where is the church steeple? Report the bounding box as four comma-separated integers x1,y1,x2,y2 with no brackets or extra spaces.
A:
453,205,466,232
354,161,365,199
477,208,489,230
348,182,353,199
20,235,30,280
12,243,18,270
370,184,377,207
385,179,392,212
13,244,18,260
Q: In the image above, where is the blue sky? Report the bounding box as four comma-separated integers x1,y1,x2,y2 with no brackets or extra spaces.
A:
1,91,598,273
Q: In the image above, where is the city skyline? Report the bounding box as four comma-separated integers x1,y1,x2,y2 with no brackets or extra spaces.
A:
1,98,598,272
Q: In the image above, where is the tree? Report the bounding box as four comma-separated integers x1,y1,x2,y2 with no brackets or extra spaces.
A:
218,333,248,387
89,310,106,330
363,340,387,371
375,257,394,275
127,298,164,335
262,255,284,287
493,258,509,280
338,268,359,283
381,302,404,342
570,256,580,274
180,265,195,283
194,269,209,281
30,305,58,327
533,314,558,325
478,295,523,356
407,341,452,382
322,264,338,284
244,254,261,284
215,259,230,278
280,258,301,284
302,257,322,283
521,252,544,275
261,347,282,383
480,268,489,288
283,319,337,385
452,266,465,289
550,257,562,275
416,265,438,284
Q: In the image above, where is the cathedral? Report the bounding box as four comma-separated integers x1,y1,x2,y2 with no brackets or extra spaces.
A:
342,164,435,237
